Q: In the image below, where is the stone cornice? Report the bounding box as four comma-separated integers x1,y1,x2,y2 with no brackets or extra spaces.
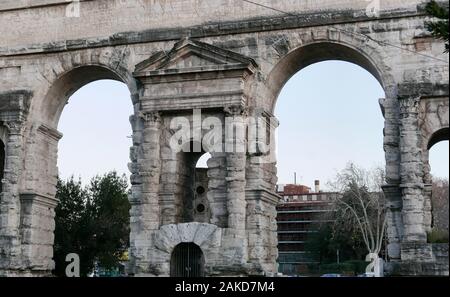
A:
20,192,59,208
245,188,281,204
0,10,426,57
0,0,92,12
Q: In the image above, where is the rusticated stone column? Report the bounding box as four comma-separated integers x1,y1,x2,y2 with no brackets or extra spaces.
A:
0,120,25,276
398,96,426,243
379,98,403,261
224,105,247,232
422,147,433,234
0,90,32,275
423,184,433,233
19,124,61,275
206,152,227,227
129,111,162,275
382,184,403,261
215,105,249,271
245,110,280,274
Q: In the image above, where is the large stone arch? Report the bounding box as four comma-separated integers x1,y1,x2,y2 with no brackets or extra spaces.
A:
417,97,449,232
427,128,450,151
424,127,449,234
259,29,396,112
259,34,406,268
423,123,450,185
419,97,449,150
22,50,140,191
149,223,221,276
16,52,140,275
38,66,136,128
269,43,386,106
28,48,140,129
1,0,448,277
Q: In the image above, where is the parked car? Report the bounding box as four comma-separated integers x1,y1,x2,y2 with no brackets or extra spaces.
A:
357,272,376,277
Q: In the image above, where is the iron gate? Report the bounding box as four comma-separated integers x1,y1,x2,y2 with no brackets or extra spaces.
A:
170,243,205,277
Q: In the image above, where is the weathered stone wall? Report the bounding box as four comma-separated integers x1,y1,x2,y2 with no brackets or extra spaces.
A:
0,0,448,276
0,0,425,49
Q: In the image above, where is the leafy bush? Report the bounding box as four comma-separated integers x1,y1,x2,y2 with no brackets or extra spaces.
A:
427,228,449,243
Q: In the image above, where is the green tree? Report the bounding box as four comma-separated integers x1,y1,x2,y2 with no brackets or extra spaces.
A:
425,1,449,52
305,218,367,265
87,172,131,270
53,177,94,276
53,172,131,277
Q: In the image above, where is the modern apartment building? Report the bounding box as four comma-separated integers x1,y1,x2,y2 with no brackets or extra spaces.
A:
276,181,338,275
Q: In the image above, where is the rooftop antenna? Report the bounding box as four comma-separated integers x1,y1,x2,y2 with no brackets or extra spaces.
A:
294,172,297,185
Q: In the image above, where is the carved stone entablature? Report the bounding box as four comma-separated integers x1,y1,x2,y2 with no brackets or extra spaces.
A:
245,189,281,205
0,90,32,122
398,83,449,100
134,38,258,112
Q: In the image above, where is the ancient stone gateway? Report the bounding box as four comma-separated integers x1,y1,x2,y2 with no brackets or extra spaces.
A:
0,0,448,276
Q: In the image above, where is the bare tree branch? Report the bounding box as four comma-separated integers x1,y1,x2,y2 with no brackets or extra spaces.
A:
331,163,387,255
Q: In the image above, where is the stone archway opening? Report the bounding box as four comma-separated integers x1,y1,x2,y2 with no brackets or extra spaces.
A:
427,130,449,242
267,42,386,108
271,43,386,276
54,77,133,276
274,60,385,187
170,242,205,277
38,66,132,128
57,79,133,184
32,66,136,276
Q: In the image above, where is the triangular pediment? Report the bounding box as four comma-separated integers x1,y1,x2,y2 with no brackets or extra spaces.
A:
134,38,257,77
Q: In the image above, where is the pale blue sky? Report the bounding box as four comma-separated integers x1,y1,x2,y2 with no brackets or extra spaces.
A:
58,81,134,184
57,61,449,188
274,61,449,189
